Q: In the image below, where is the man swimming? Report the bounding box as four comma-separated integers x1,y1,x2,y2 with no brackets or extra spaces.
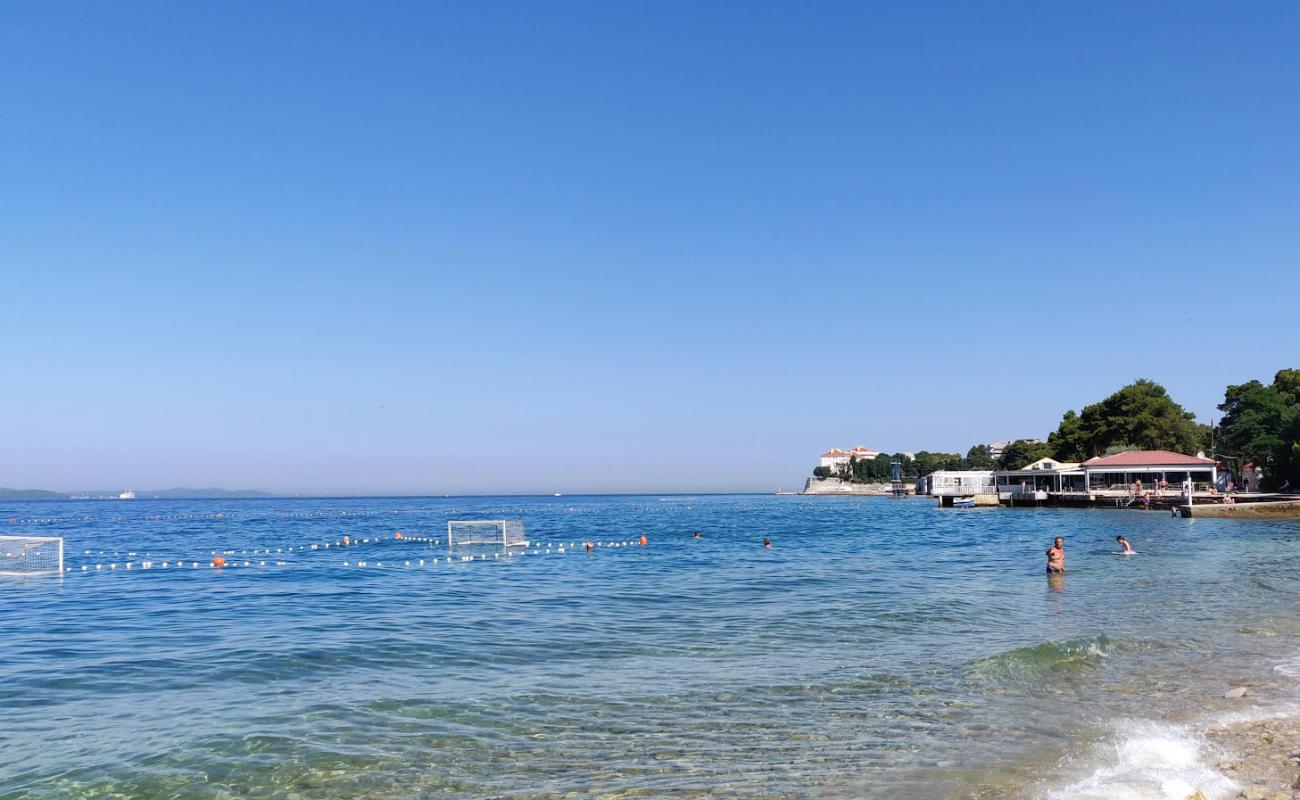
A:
1116,535,1134,554
1046,537,1065,573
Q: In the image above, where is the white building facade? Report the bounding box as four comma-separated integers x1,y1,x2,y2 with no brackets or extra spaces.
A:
819,446,880,472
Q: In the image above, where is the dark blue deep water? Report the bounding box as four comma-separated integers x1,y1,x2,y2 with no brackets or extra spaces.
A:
3,495,1300,799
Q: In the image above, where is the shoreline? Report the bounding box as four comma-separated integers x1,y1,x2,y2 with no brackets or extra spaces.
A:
1206,712,1300,799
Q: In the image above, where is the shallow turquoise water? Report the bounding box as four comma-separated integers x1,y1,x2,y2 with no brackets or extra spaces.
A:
3,495,1299,799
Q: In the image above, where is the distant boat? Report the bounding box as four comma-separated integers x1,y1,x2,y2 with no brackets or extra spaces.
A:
119,490,136,500
952,496,975,508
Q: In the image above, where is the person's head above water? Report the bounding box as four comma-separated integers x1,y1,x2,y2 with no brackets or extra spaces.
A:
1054,537,1064,546
1116,535,1127,542
762,537,771,548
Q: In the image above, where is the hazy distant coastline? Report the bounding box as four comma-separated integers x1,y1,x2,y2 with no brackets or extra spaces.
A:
0,487,274,501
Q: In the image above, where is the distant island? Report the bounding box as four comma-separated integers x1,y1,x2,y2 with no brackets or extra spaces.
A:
0,487,273,500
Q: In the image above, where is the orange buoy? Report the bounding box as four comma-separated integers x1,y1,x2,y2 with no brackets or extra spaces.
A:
395,531,404,540
212,556,226,568
639,534,648,546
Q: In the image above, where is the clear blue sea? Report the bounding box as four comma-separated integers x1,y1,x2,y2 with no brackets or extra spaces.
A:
3,495,1300,799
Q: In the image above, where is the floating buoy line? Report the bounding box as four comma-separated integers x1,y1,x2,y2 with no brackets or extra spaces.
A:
62,533,650,576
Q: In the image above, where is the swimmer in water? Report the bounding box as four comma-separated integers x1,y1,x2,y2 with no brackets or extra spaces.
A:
1045,537,1065,574
693,531,702,540
1116,535,1133,554
584,541,594,553
763,537,771,548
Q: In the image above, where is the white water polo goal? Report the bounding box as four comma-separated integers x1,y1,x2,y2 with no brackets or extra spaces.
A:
0,536,64,576
446,520,528,548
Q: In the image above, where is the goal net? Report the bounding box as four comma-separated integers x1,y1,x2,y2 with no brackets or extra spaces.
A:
446,520,528,548
0,536,64,576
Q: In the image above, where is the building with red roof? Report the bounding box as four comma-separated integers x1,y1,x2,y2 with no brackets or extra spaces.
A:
1080,450,1218,493
819,446,880,471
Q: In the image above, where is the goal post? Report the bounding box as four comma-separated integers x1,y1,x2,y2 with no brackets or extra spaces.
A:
446,520,528,548
0,536,64,576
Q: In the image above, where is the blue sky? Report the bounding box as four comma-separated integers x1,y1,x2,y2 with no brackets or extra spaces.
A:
3,1,1298,494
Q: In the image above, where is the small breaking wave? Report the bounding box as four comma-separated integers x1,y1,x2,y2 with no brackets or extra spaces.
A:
1272,652,1300,680
967,635,1120,683
1043,719,1237,800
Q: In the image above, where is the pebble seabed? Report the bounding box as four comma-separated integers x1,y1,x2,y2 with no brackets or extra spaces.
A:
1208,713,1300,800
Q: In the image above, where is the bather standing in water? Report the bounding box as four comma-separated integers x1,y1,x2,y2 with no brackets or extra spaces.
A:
1046,537,1065,574
1116,535,1134,554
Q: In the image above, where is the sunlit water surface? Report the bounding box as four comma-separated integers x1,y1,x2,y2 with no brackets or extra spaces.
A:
3,495,1299,799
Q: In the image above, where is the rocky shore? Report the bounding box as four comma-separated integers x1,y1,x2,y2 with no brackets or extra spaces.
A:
1205,711,1300,799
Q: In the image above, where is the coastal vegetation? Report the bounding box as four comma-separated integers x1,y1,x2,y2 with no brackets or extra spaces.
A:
1046,379,1209,461
814,373,1300,489
1215,369,1300,490
994,439,1054,471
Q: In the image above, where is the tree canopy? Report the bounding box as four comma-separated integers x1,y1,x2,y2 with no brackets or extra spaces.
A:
1218,369,1300,489
1047,379,1204,461
808,371,1300,487
995,439,1054,470
964,444,994,470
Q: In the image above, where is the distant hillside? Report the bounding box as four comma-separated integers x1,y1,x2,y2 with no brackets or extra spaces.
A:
0,488,67,500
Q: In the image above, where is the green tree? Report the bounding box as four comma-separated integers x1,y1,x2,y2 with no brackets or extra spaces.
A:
812,466,832,479
995,439,1054,470
892,453,914,478
1274,369,1300,489
1047,379,1202,460
964,444,994,470
1218,369,1300,489
1217,380,1285,465
912,451,964,476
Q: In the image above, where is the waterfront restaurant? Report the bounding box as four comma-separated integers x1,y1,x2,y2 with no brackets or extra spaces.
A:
926,470,997,497
1079,450,1218,495
995,458,1084,499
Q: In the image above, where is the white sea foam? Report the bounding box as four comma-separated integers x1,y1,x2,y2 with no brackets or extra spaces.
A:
1045,647,1300,799
1044,719,1237,800
1273,652,1300,680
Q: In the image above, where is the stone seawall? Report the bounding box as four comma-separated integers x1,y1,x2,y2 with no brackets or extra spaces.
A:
1183,498,1300,519
801,478,908,496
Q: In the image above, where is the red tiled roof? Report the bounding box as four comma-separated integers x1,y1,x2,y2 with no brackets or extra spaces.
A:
1082,450,1216,468
821,449,851,457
